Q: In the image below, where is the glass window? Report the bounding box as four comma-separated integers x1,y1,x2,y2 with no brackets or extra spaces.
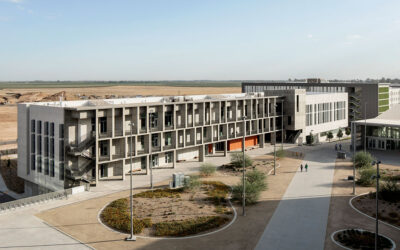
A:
37,121,42,134
50,122,55,137
59,163,64,180
31,120,36,133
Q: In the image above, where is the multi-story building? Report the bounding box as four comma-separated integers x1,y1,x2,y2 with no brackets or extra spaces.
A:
18,93,284,195
18,91,348,194
242,79,393,123
389,85,400,108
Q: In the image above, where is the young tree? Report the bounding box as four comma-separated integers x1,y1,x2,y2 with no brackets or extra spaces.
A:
354,151,374,169
345,127,351,136
230,152,253,169
327,131,333,142
337,128,343,141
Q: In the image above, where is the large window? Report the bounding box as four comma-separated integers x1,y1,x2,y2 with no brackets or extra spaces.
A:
306,105,313,126
100,117,107,133
150,112,158,128
165,152,173,163
165,111,173,127
334,101,346,121
164,132,172,146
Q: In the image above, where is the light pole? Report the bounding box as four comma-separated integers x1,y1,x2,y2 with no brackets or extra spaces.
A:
126,122,136,241
352,111,356,195
281,101,284,148
364,102,367,152
242,115,246,216
372,160,381,250
149,113,153,190
273,104,278,175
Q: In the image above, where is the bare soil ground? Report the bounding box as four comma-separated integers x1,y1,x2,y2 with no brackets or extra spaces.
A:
0,86,240,142
324,159,400,250
36,155,302,250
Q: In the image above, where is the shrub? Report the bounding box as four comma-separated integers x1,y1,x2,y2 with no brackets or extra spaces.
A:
200,163,217,176
232,181,262,205
337,128,343,140
327,131,333,142
230,152,253,169
183,175,201,192
357,167,376,186
246,170,267,191
202,181,230,206
345,127,351,136
379,179,400,202
154,216,229,236
133,188,183,198
354,152,374,169
276,146,286,158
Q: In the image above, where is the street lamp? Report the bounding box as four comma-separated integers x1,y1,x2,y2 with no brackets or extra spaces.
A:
149,113,153,190
281,101,284,148
372,160,381,250
273,104,278,175
364,102,367,152
242,115,246,216
126,122,136,241
352,110,356,195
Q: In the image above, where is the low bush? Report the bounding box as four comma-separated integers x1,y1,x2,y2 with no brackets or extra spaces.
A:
246,170,267,191
232,181,262,205
230,152,253,169
154,216,229,237
357,167,376,186
354,152,374,169
199,163,217,176
202,181,230,206
133,188,183,198
379,179,400,202
183,175,201,192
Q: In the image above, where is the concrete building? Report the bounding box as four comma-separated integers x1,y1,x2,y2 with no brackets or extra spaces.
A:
18,93,285,194
242,79,394,123
389,85,400,108
18,91,348,194
353,104,400,151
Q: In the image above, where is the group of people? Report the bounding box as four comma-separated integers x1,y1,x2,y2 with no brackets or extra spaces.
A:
300,163,308,172
334,143,342,151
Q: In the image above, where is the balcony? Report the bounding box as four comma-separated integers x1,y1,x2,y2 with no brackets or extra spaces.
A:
163,145,174,151
151,146,161,152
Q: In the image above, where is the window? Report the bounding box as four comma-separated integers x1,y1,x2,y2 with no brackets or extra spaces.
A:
31,155,36,170
296,95,299,112
150,112,158,128
165,111,173,127
37,156,42,173
31,120,36,133
59,140,64,161
59,124,64,138
140,113,146,129
100,141,108,156
50,122,55,137
59,163,64,180
91,118,95,132
50,160,55,177
165,152,173,163
151,155,158,167
45,122,49,135
288,116,292,125
37,135,42,154
151,134,158,147
31,134,36,154
44,137,49,157
140,157,146,169
164,132,172,146
50,138,55,158
100,117,107,133
37,121,42,134
203,127,207,137
44,158,49,175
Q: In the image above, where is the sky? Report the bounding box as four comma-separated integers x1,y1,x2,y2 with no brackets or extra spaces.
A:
0,0,399,81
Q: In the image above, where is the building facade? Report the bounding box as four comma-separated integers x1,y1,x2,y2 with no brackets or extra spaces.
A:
242,79,393,123
18,93,284,194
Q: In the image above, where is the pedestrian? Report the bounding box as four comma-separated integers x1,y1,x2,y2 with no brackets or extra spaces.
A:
335,144,338,151
305,163,308,172
339,144,342,151
300,164,303,172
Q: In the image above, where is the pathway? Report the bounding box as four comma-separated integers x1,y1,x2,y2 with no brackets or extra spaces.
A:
255,143,337,250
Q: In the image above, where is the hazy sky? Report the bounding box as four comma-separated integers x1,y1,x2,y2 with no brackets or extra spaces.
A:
1,0,399,81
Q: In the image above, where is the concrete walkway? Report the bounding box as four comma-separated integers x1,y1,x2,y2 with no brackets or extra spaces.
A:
256,143,337,250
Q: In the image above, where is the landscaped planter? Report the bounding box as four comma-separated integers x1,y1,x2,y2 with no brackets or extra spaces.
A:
331,229,395,250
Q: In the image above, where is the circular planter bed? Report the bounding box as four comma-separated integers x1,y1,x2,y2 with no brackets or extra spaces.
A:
100,181,234,237
331,229,395,250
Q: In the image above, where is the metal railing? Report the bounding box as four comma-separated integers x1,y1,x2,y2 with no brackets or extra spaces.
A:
0,188,72,213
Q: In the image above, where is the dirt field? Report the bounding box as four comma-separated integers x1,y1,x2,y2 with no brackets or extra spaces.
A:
36,155,302,250
0,86,240,142
324,159,400,250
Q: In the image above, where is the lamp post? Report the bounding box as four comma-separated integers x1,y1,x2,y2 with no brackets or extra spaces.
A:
149,113,153,190
281,101,284,148
242,115,246,216
364,102,367,152
352,113,356,195
372,160,381,250
126,122,136,241
273,104,278,175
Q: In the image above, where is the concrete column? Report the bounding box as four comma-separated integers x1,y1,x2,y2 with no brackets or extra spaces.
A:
122,107,126,136
146,155,150,174
259,134,265,148
173,150,177,168
223,141,227,156
111,108,115,138
95,109,99,185
199,145,204,162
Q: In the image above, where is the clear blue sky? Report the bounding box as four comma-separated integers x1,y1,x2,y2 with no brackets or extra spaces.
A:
1,0,399,81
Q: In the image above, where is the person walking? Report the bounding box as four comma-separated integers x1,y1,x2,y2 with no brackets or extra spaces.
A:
300,164,303,172
335,144,338,151
305,163,308,172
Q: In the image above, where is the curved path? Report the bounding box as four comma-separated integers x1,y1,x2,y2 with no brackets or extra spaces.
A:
256,143,337,250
